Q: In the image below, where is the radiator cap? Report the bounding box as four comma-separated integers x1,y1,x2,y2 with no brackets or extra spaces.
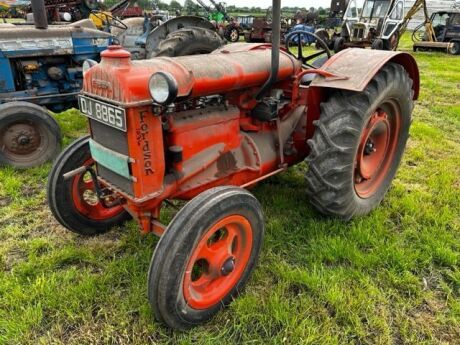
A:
101,45,131,59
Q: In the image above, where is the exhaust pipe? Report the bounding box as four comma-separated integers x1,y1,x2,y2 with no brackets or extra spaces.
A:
256,0,281,101
31,0,48,29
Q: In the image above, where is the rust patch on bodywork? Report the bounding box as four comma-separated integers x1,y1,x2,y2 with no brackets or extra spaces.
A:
311,48,419,99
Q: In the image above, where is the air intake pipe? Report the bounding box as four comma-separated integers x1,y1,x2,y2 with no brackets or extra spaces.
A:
31,0,48,29
256,0,281,100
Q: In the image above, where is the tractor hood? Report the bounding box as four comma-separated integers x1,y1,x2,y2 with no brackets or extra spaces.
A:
0,25,111,57
82,44,302,107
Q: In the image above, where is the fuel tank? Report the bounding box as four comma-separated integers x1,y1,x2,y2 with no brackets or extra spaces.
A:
82,43,302,105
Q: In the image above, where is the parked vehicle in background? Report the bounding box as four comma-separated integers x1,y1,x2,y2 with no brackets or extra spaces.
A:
413,9,460,54
333,0,406,52
0,0,223,169
244,7,289,42
236,15,254,31
193,0,241,42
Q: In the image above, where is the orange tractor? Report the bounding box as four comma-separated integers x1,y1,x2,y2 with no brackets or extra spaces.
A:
47,0,419,330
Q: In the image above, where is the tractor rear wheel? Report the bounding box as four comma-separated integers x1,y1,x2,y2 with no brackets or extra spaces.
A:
149,27,225,58
47,136,130,235
0,102,61,169
305,62,413,219
148,186,264,330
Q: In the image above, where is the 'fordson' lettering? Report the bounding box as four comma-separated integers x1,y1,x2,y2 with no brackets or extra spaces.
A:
137,111,154,176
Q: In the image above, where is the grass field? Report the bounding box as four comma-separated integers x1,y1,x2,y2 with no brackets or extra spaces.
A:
0,34,459,344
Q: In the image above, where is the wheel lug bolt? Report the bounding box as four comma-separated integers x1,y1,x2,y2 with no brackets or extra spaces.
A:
221,257,235,276
364,141,375,155
18,136,30,145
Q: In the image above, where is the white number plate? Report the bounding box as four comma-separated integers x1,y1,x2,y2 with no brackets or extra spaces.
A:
78,96,127,132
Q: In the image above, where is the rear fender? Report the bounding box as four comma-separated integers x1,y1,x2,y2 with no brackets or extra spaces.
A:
310,48,420,100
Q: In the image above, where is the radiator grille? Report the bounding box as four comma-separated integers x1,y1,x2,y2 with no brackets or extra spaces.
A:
90,119,134,195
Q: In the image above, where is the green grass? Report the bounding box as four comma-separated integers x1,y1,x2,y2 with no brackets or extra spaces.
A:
1,33,459,344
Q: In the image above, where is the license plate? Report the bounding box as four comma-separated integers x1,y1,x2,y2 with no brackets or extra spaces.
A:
78,96,127,132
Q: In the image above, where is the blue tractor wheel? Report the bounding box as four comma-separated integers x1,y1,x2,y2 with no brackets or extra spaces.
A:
0,102,61,169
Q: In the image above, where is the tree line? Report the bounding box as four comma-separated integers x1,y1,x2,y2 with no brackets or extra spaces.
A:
102,0,329,16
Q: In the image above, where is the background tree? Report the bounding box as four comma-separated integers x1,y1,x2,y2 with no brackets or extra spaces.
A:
169,0,183,13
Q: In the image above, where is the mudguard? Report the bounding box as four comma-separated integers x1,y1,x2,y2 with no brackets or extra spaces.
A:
310,48,420,100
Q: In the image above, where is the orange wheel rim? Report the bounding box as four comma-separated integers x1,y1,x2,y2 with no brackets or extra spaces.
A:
183,215,253,309
354,102,401,198
71,159,125,220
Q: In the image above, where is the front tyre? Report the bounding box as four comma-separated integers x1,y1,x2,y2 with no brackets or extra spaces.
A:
448,41,460,55
225,26,239,42
371,38,384,50
47,136,130,235
333,36,345,53
148,186,264,330
305,63,414,219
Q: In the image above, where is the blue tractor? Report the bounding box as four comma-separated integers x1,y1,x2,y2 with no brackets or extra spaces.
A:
0,0,113,168
0,1,225,168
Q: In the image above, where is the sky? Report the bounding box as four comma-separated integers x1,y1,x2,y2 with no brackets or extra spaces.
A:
182,0,334,8
220,0,333,7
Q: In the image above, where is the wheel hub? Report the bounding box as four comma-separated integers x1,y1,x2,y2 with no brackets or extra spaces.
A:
364,140,376,155
356,111,390,180
183,215,253,309
71,158,125,220
1,123,41,155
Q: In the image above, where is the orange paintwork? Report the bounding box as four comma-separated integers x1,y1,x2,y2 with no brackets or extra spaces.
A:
81,44,419,234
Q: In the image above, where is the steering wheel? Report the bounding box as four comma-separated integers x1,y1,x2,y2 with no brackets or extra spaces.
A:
285,30,331,69
91,10,128,31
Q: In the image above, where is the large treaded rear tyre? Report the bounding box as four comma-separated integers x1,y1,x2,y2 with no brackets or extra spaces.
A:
149,27,225,58
305,63,414,219
148,186,264,330
0,102,61,169
47,136,130,235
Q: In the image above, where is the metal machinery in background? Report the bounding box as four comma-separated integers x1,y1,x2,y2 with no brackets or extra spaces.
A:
0,0,224,168
409,0,460,55
48,0,419,331
0,0,112,168
193,0,241,42
333,0,406,52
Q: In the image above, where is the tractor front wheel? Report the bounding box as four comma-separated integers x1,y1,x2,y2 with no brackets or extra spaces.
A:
305,62,413,219
225,26,240,42
47,136,130,235
0,102,61,168
148,186,264,330
371,38,384,50
333,36,345,53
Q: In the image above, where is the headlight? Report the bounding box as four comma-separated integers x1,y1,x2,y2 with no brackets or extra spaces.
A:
82,59,98,74
148,72,178,105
